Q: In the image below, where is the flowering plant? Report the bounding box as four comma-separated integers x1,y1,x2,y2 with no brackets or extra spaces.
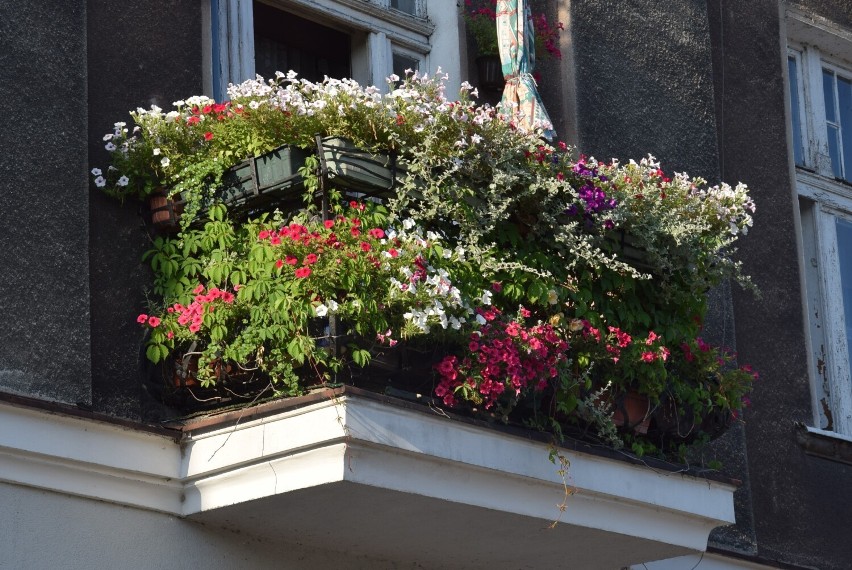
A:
463,0,563,60
101,69,759,455
434,305,570,414
140,200,493,391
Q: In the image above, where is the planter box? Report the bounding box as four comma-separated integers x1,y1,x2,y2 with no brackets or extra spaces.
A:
217,144,309,218
145,145,309,233
321,136,401,199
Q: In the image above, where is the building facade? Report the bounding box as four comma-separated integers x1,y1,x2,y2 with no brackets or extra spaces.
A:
1,1,851,568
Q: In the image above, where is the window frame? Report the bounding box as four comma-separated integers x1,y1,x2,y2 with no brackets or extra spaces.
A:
787,12,852,434
208,0,435,101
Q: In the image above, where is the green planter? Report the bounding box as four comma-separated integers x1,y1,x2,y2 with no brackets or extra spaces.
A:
320,136,400,198
215,144,310,218
146,145,309,233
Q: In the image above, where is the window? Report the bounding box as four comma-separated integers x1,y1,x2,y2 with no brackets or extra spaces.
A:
788,13,852,434
208,0,454,102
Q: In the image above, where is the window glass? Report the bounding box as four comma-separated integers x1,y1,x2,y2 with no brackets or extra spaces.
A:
839,75,852,183
253,2,351,83
836,218,852,371
788,56,805,166
392,53,419,81
390,0,417,15
824,70,844,178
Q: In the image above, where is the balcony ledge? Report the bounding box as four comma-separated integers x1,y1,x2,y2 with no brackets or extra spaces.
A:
0,390,736,569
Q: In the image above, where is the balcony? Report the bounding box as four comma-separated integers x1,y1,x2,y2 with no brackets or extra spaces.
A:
0,388,735,569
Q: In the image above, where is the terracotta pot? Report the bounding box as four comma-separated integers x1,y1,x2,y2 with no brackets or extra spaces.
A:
147,190,183,233
612,390,651,434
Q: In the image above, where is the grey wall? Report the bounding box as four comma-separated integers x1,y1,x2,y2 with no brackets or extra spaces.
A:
566,0,721,180
709,1,852,568
87,1,204,419
0,2,91,405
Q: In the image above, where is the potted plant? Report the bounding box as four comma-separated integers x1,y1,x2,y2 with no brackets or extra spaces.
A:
98,70,756,459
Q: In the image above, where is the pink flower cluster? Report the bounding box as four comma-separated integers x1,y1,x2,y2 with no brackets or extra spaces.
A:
169,284,235,334
434,307,568,408
256,205,397,280
583,321,670,364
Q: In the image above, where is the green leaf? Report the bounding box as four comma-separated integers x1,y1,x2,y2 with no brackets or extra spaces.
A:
146,344,163,364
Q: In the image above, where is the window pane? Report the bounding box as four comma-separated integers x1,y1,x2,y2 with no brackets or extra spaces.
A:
839,75,852,183
392,53,419,79
824,69,837,123
836,219,852,372
390,0,417,15
788,56,805,166
828,124,843,179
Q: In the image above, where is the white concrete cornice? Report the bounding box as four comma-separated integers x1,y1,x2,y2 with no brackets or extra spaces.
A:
0,394,736,563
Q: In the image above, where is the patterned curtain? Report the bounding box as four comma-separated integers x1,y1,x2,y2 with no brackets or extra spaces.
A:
496,0,555,139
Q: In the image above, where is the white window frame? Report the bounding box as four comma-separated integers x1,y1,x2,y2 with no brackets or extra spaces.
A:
207,0,436,101
787,8,852,434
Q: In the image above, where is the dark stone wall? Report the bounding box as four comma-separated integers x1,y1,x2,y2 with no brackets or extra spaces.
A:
709,1,852,568
567,0,720,180
0,2,91,404
564,0,760,557
87,0,203,418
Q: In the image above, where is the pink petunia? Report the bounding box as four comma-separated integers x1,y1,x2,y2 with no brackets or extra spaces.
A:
295,267,311,278
147,316,161,328
136,314,148,324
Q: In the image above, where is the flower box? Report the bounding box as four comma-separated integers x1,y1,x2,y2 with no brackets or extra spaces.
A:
217,144,310,218
146,145,309,233
320,136,402,199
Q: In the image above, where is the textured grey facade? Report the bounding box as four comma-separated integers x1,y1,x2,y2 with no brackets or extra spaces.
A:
1,0,851,568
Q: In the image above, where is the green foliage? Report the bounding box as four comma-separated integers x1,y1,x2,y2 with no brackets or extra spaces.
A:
116,71,758,456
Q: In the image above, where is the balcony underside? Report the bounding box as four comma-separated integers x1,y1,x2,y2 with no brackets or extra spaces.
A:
0,389,736,569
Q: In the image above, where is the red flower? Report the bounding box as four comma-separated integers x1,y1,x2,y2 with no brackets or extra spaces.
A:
324,220,335,229
387,248,399,258
350,227,361,237
285,255,298,265
186,116,200,126
276,259,284,269
204,131,213,141
368,228,385,239
304,253,318,265
295,267,311,278
360,242,371,252
136,314,148,324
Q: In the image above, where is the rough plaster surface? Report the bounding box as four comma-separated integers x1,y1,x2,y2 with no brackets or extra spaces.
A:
87,0,204,419
0,2,91,404
568,0,721,180
0,482,425,570
711,1,852,568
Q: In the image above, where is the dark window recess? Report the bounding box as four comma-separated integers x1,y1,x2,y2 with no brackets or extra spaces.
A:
253,2,351,83
392,53,419,83
390,0,417,15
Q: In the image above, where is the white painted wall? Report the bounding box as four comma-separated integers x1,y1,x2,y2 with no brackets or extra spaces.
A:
0,481,420,570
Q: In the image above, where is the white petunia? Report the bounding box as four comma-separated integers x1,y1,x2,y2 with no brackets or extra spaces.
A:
91,168,102,176
315,304,329,317
117,176,129,186
102,134,113,141
153,148,161,156
94,176,106,188
160,157,170,168
326,299,339,313
105,142,116,151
